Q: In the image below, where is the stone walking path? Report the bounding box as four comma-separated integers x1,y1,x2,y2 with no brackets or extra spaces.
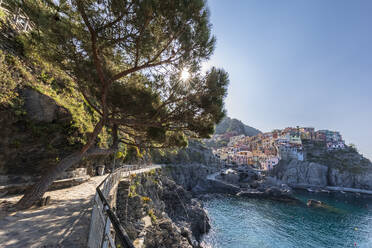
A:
0,175,106,248
0,164,164,248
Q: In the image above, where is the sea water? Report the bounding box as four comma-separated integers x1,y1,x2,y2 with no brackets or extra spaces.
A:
201,191,372,248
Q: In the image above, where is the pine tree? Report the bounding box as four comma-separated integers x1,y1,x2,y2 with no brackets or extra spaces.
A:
16,0,229,209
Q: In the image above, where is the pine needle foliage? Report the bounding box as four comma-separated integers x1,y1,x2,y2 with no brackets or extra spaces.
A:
19,0,229,149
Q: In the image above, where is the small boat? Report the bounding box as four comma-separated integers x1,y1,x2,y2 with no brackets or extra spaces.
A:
340,191,346,194
307,188,315,192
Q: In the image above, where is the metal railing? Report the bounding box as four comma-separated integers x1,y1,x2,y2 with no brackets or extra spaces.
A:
95,173,134,248
88,164,160,248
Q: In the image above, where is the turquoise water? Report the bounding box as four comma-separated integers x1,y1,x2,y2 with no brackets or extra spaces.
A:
201,192,372,248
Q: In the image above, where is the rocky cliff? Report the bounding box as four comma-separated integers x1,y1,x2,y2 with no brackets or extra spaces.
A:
162,164,218,192
271,160,329,187
214,117,261,137
0,46,107,176
327,167,372,189
271,155,372,190
205,117,261,148
150,140,217,166
116,168,210,248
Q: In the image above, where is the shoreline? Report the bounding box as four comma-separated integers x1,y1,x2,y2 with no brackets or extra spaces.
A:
205,168,372,201
291,184,372,196
325,186,372,195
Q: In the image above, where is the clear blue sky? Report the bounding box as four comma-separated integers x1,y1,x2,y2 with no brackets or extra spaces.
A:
205,0,372,159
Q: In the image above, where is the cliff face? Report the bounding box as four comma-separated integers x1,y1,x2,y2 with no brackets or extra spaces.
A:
271,141,372,190
116,168,210,248
151,140,217,165
0,88,80,175
162,164,218,192
271,160,329,187
328,168,372,189
271,158,372,190
0,42,109,176
304,141,372,174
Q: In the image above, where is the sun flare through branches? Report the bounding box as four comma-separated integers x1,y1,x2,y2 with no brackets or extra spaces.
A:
180,68,191,81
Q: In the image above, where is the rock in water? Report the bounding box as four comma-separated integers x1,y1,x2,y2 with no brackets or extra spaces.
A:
307,199,323,207
237,187,300,204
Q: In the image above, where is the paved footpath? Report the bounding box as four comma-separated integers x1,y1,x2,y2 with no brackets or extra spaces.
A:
0,176,106,248
0,164,163,248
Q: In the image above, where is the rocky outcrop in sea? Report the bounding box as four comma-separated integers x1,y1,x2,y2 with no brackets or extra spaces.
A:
270,157,372,190
328,167,372,189
271,160,328,187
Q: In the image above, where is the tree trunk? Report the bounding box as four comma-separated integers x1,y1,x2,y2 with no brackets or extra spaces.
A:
16,152,84,209
16,119,108,210
15,145,118,210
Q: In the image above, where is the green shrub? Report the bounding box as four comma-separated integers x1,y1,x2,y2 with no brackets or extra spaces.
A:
0,9,7,22
148,209,157,222
0,51,21,104
128,184,137,198
148,168,156,176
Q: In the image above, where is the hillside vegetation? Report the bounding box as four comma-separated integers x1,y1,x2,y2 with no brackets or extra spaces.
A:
0,43,217,174
303,140,372,174
0,37,111,174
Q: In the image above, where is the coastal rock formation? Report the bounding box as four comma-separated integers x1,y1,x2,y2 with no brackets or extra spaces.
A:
203,176,241,195
327,168,353,188
237,186,299,203
271,158,372,190
328,168,372,190
160,164,243,195
116,170,210,248
307,199,323,207
219,169,240,184
151,140,218,165
217,167,260,185
271,160,328,187
202,167,299,202
163,164,217,192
